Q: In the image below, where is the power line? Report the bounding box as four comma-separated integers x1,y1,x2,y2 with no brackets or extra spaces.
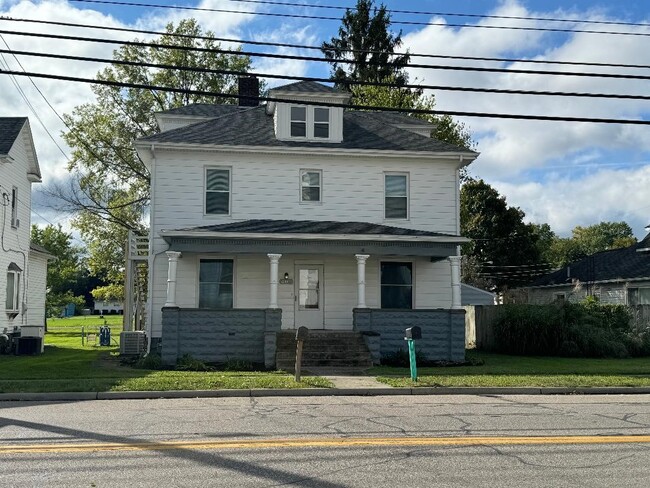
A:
1,68,649,125
3,26,650,83
3,17,650,71
4,47,650,102
67,0,650,37
211,0,650,29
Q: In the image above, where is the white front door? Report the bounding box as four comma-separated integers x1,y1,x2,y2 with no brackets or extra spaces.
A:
294,265,324,329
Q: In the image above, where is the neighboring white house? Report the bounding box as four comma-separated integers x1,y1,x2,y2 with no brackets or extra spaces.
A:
93,300,124,315
0,117,51,345
134,80,478,366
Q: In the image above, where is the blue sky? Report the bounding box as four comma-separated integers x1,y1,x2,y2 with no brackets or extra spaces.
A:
1,0,649,238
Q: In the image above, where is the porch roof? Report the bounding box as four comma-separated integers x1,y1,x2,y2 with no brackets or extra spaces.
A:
161,219,468,257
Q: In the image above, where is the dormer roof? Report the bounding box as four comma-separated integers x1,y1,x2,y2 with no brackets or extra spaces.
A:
0,117,41,182
271,81,340,94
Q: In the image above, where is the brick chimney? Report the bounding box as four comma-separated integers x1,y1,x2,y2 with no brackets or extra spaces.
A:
238,76,259,106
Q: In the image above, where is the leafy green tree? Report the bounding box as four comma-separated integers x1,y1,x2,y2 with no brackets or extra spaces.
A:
30,224,88,316
321,0,410,89
91,283,125,302
546,221,637,266
53,19,257,287
350,76,474,149
460,179,543,289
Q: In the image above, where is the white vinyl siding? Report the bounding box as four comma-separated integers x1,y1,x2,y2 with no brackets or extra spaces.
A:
205,167,231,215
300,169,322,203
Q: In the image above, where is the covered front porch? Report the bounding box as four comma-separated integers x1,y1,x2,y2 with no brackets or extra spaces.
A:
157,220,467,366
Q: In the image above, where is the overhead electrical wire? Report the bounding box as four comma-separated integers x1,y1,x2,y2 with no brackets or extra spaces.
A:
67,0,650,37
2,26,650,83
203,0,650,29
3,48,649,102
1,68,648,125
3,17,650,71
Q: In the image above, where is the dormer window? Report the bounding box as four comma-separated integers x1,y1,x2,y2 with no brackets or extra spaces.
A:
291,106,307,137
314,108,330,138
288,105,331,140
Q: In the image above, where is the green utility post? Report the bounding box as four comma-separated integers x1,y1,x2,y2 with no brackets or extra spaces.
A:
404,326,422,382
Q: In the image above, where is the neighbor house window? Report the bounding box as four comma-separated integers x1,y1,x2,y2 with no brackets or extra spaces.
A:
199,259,233,308
380,262,413,309
5,263,21,312
290,106,307,137
385,173,408,219
205,168,230,215
313,108,330,138
300,170,322,202
628,287,650,305
11,187,18,228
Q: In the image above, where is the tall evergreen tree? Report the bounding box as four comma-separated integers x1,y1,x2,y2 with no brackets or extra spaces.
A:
321,0,410,89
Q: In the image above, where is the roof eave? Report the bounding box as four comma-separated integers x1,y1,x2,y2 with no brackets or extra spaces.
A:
160,229,470,244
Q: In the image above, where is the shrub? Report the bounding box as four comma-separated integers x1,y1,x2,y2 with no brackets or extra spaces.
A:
176,354,212,371
134,353,164,370
381,347,427,367
223,358,254,371
491,302,644,358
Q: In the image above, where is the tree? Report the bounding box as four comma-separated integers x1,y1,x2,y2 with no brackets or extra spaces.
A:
91,283,124,302
53,19,257,287
546,221,637,266
460,179,543,289
321,0,410,89
30,224,89,316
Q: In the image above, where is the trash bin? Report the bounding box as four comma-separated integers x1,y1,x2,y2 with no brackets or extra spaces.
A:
99,326,111,346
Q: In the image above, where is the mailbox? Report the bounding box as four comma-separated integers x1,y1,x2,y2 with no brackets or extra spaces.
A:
404,326,422,340
295,326,309,341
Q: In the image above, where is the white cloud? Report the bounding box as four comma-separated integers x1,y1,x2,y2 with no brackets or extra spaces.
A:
493,164,650,237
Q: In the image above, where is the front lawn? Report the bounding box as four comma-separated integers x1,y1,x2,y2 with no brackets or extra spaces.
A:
1,318,331,393
372,350,650,388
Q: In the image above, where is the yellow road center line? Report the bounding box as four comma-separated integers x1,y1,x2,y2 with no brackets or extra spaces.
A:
2,435,650,455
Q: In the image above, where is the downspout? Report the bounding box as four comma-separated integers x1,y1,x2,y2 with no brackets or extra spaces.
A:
146,144,156,350
456,155,463,257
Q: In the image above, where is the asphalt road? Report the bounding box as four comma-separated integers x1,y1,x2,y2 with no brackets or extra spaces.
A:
1,394,649,487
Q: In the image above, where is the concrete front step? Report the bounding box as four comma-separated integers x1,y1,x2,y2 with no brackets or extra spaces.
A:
275,329,373,369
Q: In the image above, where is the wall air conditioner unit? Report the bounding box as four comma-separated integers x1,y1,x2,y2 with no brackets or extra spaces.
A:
120,330,147,356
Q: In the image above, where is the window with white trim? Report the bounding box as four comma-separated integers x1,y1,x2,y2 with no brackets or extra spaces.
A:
380,262,413,309
384,173,408,219
205,168,231,215
300,170,322,202
313,108,330,138
628,287,650,305
5,263,21,312
288,106,331,140
290,106,307,138
199,259,234,308
11,186,18,228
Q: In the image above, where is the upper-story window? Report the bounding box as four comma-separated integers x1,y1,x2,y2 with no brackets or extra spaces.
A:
300,170,322,203
205,168,231,215
289,106,330,140
290,106,307,137
384,173,408,220
313,108,330,138
10,187,18,228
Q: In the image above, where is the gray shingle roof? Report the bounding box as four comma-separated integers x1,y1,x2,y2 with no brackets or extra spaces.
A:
157,104,249,117
141,106,473,153
270,81,338,93
171,219,456,237
530,233,650,287
0,117,27,155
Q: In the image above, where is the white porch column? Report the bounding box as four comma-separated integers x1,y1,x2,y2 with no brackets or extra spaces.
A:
449,255,462,309
267,253,282,309
355,254,370,308
164,251,182,307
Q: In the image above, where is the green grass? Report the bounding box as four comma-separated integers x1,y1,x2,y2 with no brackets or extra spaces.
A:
1,318,332,393
373,350,650,388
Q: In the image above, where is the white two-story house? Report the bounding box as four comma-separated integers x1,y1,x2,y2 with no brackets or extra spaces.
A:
1,117,50,351
135,80,478,367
